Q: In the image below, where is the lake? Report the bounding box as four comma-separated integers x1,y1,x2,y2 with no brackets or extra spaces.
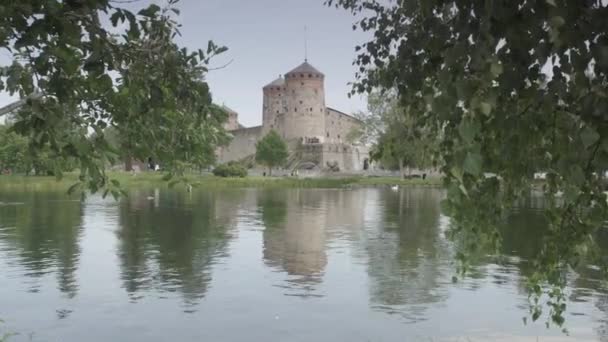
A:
0,187,607,341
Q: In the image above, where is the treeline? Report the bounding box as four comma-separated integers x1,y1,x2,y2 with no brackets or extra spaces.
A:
0,124,77,176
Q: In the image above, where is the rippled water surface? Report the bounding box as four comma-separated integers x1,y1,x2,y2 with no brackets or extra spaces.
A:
0,187,607,341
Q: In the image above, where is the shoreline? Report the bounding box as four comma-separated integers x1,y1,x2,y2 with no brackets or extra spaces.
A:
0,172,443,190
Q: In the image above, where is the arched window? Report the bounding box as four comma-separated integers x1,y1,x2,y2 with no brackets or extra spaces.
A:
326,132,329,138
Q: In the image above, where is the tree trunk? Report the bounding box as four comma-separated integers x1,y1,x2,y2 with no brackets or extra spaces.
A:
124,155,133,172
398,158,405,179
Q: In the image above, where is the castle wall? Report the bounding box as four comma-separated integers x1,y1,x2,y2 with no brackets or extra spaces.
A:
325,108,362,144
283,73,325,144
262,82,286,134
217,61,370,172
320,143,369,172
223,110,240,131
217,126,263,163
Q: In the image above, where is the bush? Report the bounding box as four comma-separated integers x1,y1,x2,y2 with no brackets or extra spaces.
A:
212,162,247,178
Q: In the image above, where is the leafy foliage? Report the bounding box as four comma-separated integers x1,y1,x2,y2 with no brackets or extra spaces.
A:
328,0,608,328
0,124,76,175
0,0,229,196
212,161,247,178
255,130,289,176
356,92,438,175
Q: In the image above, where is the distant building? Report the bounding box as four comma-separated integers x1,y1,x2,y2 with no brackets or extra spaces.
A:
218,60,369,172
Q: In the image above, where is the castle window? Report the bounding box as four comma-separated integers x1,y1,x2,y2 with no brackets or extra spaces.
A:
276,110,279,114
326,132,329,138
314,89,318,95
308,74,312,77
299,100,303,104
292,90,295,95
300,74,304,77
295,108,298,112
338,134,341,139
301,82,304,86
310,107,313,112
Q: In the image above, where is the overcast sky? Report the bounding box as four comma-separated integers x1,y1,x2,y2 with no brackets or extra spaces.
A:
1,0,369,127
175,0,369,127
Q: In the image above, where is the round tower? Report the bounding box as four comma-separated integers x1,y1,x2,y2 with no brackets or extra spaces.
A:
283,61,326,144
262,76,285,134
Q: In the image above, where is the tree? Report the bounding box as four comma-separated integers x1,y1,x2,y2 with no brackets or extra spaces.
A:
255,130,288,176
328,0,608,327
358,92,438,177
0,125,28,173
0,123,77,175
1,0,229,196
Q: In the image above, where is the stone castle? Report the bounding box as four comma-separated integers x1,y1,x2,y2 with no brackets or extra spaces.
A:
218,60,369,172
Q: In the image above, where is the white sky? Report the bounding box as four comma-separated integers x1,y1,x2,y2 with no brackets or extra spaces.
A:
0,0,370,127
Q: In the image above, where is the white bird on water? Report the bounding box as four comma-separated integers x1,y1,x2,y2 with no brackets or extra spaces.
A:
391,185,399,191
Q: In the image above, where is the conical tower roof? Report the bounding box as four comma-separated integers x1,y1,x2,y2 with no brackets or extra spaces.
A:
263,76,285,89
285,61,324,77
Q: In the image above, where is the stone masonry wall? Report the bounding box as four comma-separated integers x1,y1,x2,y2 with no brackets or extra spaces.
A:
325,108,362,144
283,73,325,143
217,126,263,163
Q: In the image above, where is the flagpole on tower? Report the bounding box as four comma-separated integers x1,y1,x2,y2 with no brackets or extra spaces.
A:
304,25,308,62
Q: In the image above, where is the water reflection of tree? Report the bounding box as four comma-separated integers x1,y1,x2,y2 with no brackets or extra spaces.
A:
364,188,448,322
0,190,83,298
500,201,608,340
116,189,235,307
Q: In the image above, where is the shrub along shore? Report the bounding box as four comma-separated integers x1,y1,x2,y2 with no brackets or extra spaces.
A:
0,172,442,191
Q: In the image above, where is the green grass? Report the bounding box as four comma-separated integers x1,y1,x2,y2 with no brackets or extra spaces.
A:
0,172,443,190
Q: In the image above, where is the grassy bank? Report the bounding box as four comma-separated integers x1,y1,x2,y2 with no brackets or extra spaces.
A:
0,172,443,190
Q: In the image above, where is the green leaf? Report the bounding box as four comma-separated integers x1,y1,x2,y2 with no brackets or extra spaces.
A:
139,4,161,17
480,102,492,115
110,11,122,27
463,152,482,176
490,61,503,77
67,182,81,195
458,120,479,143
550,16,565,28
580,126,599,149
569,165,585,186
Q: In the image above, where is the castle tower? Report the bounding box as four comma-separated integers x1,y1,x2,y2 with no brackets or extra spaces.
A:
283,61,326,144
262,76,286,134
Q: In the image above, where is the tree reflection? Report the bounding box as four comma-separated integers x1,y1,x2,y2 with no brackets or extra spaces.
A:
0,190,83,297
116,189,235,308
364,188,448,322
